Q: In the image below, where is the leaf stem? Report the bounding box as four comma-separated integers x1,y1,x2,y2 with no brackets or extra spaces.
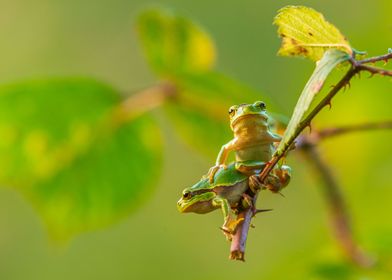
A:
112,82,177,126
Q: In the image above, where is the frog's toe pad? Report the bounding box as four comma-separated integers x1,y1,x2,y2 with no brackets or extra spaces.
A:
249,175,263,193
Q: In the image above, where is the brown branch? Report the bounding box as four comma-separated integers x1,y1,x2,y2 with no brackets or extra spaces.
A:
229,192,259,261
318,120,392,140
358,52,392,64
356,64,392,77
260,67,359,181
111,82,177,126
299,142,374,267
229,50,392,261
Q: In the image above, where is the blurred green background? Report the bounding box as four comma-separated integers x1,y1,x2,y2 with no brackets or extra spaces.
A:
0,0,392,279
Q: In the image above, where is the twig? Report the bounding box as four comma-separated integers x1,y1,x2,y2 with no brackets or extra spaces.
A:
358,52,392,64
229,192,259,261
318,121,392,140
300,142,374,267
356,64,392,77
112,82,177,126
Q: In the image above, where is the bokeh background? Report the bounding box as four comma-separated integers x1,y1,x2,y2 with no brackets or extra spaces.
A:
0,0,392,279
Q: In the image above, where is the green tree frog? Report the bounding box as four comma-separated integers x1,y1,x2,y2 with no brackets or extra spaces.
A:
207,101,291,193
177,163,249,238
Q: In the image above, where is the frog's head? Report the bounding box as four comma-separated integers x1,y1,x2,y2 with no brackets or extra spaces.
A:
177,179,218,214
229,101,269,130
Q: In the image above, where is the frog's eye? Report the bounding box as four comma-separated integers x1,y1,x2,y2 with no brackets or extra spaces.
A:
228,106,237,116
254,101,266,109
183,191,192,199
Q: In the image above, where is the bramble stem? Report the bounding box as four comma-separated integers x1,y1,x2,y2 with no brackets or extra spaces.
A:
112,82,177,125
230,50,392,261
358,52,392,64
318,121,392,139
356,64,392,77
229,192,259,261
300,142,374,267
260,68,358,181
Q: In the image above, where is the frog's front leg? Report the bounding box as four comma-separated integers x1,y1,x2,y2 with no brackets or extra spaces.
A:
207,140,236,183
249,165,291,193
212,196,243,241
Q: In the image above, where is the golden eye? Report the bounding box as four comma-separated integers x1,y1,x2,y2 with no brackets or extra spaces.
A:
254,101,266,109
183,191,192,199
228,106,236,116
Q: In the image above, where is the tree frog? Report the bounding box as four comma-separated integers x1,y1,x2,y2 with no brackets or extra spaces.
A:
177,163,249,239
207,101,291,193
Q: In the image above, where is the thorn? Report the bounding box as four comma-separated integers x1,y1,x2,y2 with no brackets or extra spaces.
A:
357,71,361,79
307,123,312,133
278,191,286,198
250,224,255,228
327,100,332,110
254,209,273,215
343,81,351,91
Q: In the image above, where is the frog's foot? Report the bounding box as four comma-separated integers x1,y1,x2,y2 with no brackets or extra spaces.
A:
220,226,233,241
265,174,284,193
249,175,263,193
221,217,244,241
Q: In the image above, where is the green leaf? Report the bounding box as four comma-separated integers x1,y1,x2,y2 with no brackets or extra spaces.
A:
274,5,352,61
0,79,162,239
137,9,276,159
276,49,349,155
137,9,216,77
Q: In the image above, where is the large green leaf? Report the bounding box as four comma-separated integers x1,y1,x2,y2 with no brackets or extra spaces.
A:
137,9,216,77
0,79,162,239
274,6,352,61
276,49,349,155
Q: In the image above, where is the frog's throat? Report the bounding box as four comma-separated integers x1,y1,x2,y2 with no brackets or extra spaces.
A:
177,192,216,212
230,112,268,129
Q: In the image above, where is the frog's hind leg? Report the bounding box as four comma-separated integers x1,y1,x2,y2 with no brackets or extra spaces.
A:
249,165,292,194
212,197,243,241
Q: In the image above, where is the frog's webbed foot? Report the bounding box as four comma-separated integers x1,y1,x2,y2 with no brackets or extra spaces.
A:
249,175,263,193
207,164,226,183
213,196,242,241
220,217,244,241
265,165,292,193
249,165,292,194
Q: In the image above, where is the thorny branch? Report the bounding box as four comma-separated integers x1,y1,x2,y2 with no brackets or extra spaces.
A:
229,51,392,262
118,51,392,264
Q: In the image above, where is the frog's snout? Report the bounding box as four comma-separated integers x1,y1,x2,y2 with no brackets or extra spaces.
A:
177,198,187,213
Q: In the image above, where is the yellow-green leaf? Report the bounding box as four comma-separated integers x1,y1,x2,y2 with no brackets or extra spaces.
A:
274,5,352,61
275,49,349,155
0,79,162,239
137,9,216,77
